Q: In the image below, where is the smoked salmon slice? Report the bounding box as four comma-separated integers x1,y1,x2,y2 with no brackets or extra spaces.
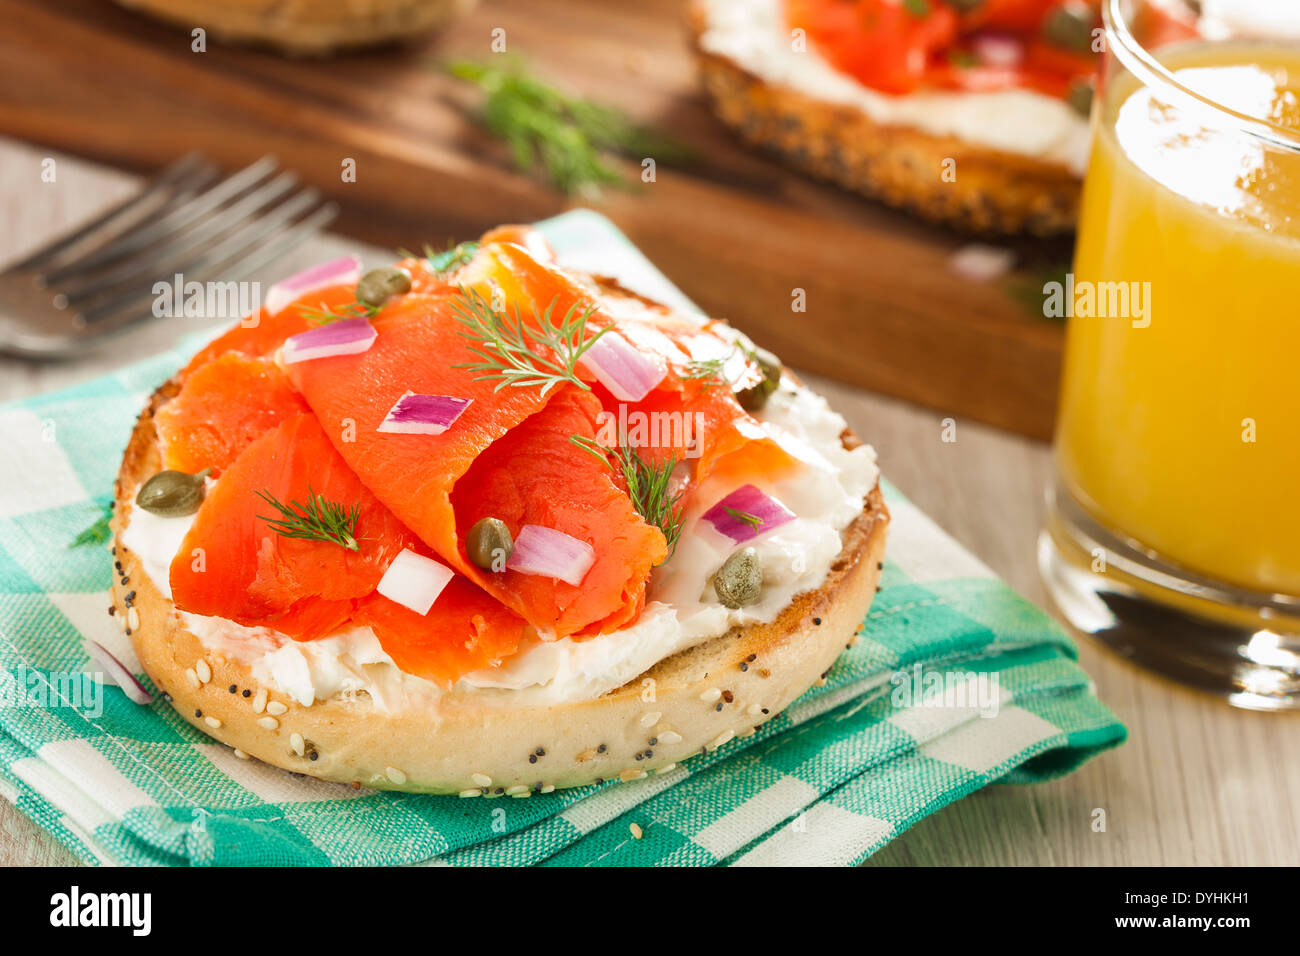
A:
452,389,667,636
155,352,309,476
170,413,418,630
287,293,665,638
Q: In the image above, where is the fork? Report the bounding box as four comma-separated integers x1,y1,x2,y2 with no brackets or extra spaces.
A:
0,153,339,358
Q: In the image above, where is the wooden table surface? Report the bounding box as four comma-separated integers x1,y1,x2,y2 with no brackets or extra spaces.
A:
1,139,1296,867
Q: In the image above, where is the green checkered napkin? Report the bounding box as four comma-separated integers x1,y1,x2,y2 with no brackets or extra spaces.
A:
0,211,1124,866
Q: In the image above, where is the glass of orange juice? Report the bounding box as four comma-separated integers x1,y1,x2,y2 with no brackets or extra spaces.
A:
1041,0,1300,709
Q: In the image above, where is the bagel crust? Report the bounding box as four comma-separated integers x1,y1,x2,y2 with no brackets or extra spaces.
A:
110,320,889,796
687,3,1081,235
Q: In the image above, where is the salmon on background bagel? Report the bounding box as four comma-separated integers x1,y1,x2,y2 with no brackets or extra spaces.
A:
110,225,889,795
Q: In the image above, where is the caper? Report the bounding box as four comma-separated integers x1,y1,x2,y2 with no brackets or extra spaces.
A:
735,347,783,412
467,517,514,572
356,266,412,308
136,467,212,518
1066,78,1094,118
713,547,762,609
1043,2,1096,56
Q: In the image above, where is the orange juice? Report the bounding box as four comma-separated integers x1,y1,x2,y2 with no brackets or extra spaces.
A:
1056,44,1300,596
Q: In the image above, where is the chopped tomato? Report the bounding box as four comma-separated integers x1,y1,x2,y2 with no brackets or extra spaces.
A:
788,0,1117,100
789,0,960,94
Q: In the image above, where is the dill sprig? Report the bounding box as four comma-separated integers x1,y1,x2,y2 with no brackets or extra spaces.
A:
255,488,361,551
427,240,480,276
570,435,684,560
723,506,763,530
446,59,694,195
70,499,113,549
450,285,608,396
680,355,729,391
297,299,380,327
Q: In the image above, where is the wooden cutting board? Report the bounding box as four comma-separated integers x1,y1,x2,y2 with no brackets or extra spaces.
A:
0,0,1072,439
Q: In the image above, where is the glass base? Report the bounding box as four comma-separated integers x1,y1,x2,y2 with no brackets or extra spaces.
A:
1039,482,1300,711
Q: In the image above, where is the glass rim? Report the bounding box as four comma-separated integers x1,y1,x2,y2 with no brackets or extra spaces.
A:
1104,0,1300,154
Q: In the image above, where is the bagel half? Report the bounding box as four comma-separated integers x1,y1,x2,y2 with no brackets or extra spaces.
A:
109,285,889,796
688,0,1084,235
112,0,476,56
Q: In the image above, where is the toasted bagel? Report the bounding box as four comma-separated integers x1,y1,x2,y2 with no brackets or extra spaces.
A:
110,280,888,795
688,0,1084,235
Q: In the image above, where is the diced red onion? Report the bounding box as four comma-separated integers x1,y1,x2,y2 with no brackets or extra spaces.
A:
580,331,666,402
971,33,1024,68
378,392,473,435
701,485,796,543
281,317,377,364
507,525,595,587
264,255,363,317
376,549,454,616
83,639,153,705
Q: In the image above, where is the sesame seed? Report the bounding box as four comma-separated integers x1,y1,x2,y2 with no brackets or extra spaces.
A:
233,748,249,760
656,763,677,774
253,688,268,714
648,737,658,746
228,684,237,694
722,690,734,703
747,704,762,716
597,744,607,754
529,754,537,763
635,752,643,761
711,729,735,749
124,590,136,603
658,731,682,745
877,561,884,570
471,772,492,788
738,727,755,738
386,767,407,785
746,654,756,662
715,702,723,712
506,785,529,796
761,708,769,714
290,733,305,756
266,701,288,716
540,784,556,794
813,616,822,625
645,749,653,758
739,662,748,671
194,708,202,718
629,823,643,840
620,769,646,782
204,716,222,729
700,687,722,702
107,605,115,616
117,616,126,634
595,778,604,785
639,711,661,728
459,788,483,799
535,747,545,756
494,787,504,794
242,689,251,698
309,751,319,761
195,659,211,684
185,668,200,689
258,716,279,730
126,608,140,631
511,790,532,799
